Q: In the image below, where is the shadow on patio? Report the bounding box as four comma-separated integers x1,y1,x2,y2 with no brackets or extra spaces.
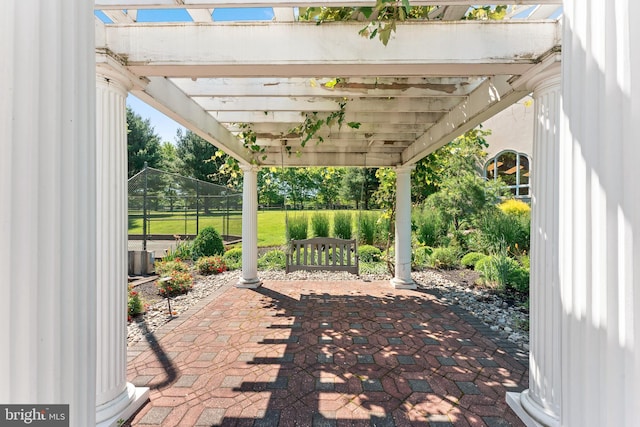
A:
126,279,528,426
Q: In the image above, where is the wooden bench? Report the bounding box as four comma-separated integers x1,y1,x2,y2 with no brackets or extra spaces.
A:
286,237,359,275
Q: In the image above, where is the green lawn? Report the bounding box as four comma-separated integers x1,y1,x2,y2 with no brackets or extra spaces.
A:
129,209,365,248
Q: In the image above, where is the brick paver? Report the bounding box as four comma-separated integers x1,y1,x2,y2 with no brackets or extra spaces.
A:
126,279,528,426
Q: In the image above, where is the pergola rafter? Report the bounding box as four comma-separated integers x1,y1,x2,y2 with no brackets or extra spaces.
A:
97,17,561,166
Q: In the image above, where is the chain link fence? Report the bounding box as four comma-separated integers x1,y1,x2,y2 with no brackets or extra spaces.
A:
128,166,242,251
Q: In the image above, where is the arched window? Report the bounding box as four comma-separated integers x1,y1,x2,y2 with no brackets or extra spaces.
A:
485,150,530,199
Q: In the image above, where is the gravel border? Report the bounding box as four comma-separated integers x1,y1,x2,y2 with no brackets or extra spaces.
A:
127,269,529,350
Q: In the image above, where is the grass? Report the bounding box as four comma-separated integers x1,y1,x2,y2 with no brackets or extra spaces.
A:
129,209,375,248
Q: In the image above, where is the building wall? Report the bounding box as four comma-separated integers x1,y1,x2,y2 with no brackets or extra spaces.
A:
483,96,534,159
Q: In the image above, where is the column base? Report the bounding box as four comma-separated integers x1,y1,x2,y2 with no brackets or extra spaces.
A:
96,383,149,427
390,277,416,290
506,391,559,427
236,277,263,289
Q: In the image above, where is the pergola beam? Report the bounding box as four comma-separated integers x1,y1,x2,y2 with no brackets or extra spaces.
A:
171,77,483,98
403,75,529,164
210,111,443,125
96,0,562,9
104,21,561,78
130,76,251,163
194,96,462,113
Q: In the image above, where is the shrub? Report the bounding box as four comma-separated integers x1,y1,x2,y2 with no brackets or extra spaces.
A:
258,249,286,270
358,212,377,245
499,199,531,216
223,247,242,270
413,246,433,269
192,226,224,259
155,260,190,277
429,247,460,269
333,211,353,239
311,212,330,237
127,285,144,320
287,215,308,241
156,270,193,297
358,245,382,262
413,206,446,247
461,252,486,269
195,255,227,275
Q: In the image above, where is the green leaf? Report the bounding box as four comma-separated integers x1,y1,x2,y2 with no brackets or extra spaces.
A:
402,0,411,11
347,122,361,129
359,7,373,18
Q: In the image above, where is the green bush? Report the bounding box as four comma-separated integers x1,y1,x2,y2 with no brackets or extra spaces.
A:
258,249,286,270
412,246,433,269
155,260,190,277
311,212,330,237
358,245,382,262
156,270,193,297
358,212,377,245
429,247,460,269
195,255,227,275
333,211,353,239
413,206,446,247
223,247,242,270
192,226,225,259
460,252,486,269
287,215,308,241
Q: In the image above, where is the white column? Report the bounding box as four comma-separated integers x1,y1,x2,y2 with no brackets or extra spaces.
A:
0,2,97,426
556,1,640,426
391,166,416,289
237,164,262,288
507,65,562,427
95,67,149,426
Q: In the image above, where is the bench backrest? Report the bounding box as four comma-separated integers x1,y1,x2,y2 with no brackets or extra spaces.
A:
286,237,358,275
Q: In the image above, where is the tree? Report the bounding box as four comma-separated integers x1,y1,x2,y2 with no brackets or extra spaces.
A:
341,168,379,209
127,106,162,177
174,129,226,184
158,141,180,174
411,127,491,203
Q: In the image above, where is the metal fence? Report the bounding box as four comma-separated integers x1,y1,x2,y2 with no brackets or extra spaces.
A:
128,166,242,251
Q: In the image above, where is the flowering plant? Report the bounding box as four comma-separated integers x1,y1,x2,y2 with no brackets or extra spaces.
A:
156,271,193,297
127,284,144,321
195,255,227,275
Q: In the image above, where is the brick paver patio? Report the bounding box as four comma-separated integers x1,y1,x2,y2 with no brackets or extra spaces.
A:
127,279,528,426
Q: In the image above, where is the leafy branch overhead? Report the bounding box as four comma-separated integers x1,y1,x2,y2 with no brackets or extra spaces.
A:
300,2,507,46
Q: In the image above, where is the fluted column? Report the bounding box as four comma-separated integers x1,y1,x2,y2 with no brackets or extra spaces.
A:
391,166,416,289
95,66,149,425
0,2,97,426
237,164,262,288
556,1,640,426
507,65,562,427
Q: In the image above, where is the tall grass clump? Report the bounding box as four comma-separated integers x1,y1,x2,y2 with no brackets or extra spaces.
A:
358,212,377,245
413,206,446,247
286,215,308,241
471,208,530,256
475,253,529,294
311,212,330,237
333,211,353,239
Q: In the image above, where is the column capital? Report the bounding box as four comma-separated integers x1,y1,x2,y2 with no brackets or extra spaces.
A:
239,163,260,173
394,164,415,174
96,50,145,93
526,62,561,94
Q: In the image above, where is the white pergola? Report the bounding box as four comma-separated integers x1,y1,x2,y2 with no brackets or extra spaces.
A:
2,1,639,427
